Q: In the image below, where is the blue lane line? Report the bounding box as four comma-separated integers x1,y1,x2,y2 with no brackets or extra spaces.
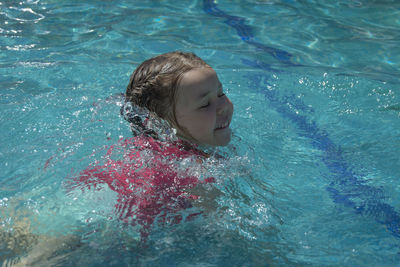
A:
203,0,400,239
253,71,400,238
203,0,299,66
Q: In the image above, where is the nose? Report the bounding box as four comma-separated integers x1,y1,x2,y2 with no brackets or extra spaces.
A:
217,97,232,116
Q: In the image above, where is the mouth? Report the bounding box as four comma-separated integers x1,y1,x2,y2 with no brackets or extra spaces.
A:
215,119,230,130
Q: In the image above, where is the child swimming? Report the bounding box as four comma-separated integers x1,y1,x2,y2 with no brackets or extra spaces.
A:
1,51,235,264
74,51,234,240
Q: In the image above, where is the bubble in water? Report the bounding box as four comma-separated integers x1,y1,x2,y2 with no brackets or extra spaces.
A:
120,101,178,142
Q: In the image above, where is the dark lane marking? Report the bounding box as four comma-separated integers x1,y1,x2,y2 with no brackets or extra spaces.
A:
251,71,400,238
203,0,298,66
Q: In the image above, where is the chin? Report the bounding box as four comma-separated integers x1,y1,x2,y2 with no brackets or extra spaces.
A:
214,131,232,146
217,138,231,146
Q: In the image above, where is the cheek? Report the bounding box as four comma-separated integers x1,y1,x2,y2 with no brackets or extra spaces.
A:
175,112,199,136
199,110,216,127
180,111,215,134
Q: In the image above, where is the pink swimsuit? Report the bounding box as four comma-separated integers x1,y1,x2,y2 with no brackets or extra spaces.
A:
72,136,215,240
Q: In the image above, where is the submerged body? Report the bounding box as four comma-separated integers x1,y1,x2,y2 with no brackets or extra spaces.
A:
72,135,216,240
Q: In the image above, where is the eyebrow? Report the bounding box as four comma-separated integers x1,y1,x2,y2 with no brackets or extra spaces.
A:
197,82,222,99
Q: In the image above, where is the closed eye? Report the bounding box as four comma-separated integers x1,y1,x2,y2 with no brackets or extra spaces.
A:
200,102,210,109
218,93,225,97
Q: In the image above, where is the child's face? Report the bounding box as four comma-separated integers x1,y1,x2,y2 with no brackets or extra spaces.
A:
175,67,234,146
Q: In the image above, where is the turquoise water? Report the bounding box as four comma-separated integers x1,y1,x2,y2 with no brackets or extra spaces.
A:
1,0,400,265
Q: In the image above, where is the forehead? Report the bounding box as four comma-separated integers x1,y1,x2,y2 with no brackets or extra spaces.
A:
178,67,220,99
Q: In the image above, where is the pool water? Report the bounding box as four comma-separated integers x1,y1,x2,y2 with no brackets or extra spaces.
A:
1,0,400,265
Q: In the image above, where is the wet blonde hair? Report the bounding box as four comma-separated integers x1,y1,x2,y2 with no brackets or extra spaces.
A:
125,51,209,134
